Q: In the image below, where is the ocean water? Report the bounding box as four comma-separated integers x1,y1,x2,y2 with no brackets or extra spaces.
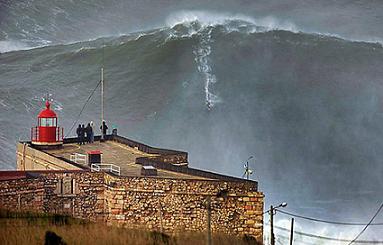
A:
0,2,382,242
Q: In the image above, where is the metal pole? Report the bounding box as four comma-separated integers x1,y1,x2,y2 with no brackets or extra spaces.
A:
101,67,104,141
289,218,294,245
246,161,249,180
207,196,212,245
270,205,275,245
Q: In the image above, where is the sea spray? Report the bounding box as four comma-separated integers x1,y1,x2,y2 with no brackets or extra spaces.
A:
193,27,221,108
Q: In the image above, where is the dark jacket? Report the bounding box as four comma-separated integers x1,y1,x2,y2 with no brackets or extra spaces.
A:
76,125,82,136
86,124,92,135
100,122,108,135
80,125,85,137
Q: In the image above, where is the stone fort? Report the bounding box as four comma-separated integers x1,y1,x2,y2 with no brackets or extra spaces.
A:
0,101,264,243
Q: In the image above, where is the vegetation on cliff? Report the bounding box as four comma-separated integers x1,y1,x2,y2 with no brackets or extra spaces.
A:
0,209,260,245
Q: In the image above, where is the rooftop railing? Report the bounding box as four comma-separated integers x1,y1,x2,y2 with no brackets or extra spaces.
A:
91,163,120,176
70,153,87,165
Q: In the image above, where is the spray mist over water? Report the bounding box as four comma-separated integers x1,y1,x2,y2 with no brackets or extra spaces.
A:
165,10,298,33
165,11,300,109
193,26,221,108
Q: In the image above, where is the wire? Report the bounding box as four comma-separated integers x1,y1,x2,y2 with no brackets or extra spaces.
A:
65,80,101,137
277,209,383,226
276,238,284,245
276,234,318,245
348,202,383,245
273,225,383,244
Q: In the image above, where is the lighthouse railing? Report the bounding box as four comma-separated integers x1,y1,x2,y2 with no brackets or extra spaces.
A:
56,127,64,142
31,127,39,141
31,126,63,142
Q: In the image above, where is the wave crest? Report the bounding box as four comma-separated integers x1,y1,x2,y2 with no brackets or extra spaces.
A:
166,10,298,34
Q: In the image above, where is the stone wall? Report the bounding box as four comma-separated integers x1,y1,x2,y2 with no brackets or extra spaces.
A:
0,171,104,220
104,174,264,241
0,171,264,243
0,177,45,212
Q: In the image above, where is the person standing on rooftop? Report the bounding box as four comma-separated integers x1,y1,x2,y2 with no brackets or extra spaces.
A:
86,123,92,144
100,121,108,139
89,121,94,143
76,124,82,145
80,124,85,145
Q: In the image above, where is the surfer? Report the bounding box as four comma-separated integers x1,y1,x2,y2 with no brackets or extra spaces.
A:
206,100,212,110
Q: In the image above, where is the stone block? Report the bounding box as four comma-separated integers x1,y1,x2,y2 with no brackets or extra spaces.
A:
245,219,255,225
244,205,253,210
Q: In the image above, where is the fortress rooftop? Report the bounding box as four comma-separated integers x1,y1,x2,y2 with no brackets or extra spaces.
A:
18,134,257,186
45,139,207,180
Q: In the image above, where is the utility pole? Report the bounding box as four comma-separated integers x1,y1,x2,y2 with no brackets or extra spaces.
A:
100,67,105,141
270,205,275,245
267,202,287,245
206,196,212,245
289,218,294,245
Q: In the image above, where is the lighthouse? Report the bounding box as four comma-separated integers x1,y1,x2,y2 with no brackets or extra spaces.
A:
31,100,63,147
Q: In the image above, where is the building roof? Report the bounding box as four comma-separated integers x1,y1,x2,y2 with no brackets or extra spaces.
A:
32,134,257,186
0,171,29,181
44,140,207,180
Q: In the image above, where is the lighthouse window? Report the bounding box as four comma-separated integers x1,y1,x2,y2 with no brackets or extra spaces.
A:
40,118,46,126
46,118,53,126
40,118,56,127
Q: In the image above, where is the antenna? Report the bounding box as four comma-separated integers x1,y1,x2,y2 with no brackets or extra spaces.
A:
100,40,105,141
43,93,54,105
242,156,254,180
100,67,105,141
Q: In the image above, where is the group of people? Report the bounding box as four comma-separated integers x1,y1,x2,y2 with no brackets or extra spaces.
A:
76,121,109,145
76,122,94,145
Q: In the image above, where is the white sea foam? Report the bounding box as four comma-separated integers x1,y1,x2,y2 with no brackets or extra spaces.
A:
166,10,254,28
0,39,53,53
166,11,297,109
165,10,383,47
166,10,298,33
192,27,221,108
165,11,301,109
22,102,31,113
2,10,380,54
0,40,31,53
53,100,63,111
0,100,9,109
73,46,97,54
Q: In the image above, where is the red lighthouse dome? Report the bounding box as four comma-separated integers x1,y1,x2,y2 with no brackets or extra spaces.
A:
31,100,63,147
38,101,57,118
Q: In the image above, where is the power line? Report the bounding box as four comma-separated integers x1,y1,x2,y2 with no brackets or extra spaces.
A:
276,234,317,245
65,80,101,137
277,209,383,226
276,238,284,245
348,202,383,245
273,225,383,244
